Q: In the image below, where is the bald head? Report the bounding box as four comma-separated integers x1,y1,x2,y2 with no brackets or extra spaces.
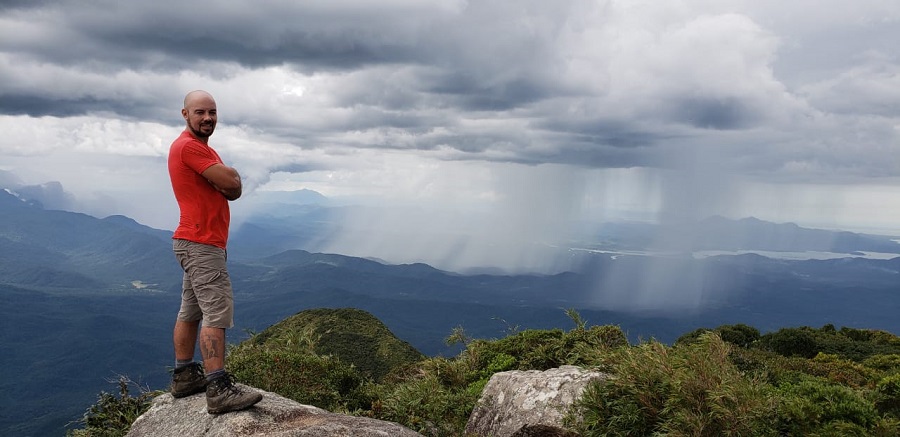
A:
182,90,217,142
184,90,216,108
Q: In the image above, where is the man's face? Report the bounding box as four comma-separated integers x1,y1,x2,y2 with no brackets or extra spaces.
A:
182,97,217,139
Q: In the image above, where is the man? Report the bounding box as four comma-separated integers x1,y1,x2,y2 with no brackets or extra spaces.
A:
167,90,262,414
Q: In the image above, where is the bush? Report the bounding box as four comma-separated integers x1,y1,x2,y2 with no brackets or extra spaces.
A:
468,323,628,373
811,353,878,387
718,323,761,348
759,327,819,358
67,376,160,437
874,373,900,416
754,326,900,363
568,340,673,436
248,308,424,381
677,324,760,349
864,354,900,372
732,347,875,389
774,378,879,435
228,335,367,412
363,372,478,437
568,333,776,436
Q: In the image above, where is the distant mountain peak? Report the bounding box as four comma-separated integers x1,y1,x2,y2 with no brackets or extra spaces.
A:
3,187,20,198
1,188,41,208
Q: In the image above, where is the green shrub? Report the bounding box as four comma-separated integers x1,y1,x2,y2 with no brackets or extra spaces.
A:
774,378,879,435
759,327,819,358
246,308,424,382
568,333,776,436
363,372,477,437
717,323,761,348
568,340,673,436
475,328,566,370
874,373,900,416
228,340,366,412
677,324,760,349
67,376,160,437
468,323,628,373
811,353,878,387
675,327,713,346
360,352,481,436
754,326,900,363
865,354,900,372
732,347,874,389
661,334,775,436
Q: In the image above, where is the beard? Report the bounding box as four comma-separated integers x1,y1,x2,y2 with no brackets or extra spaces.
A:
189,121,215,138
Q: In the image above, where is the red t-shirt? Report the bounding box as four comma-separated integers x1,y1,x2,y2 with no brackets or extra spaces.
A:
168,130,231,249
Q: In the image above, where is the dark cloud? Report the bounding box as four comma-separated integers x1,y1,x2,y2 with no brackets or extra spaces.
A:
1,0,899,185
0,93,167,120
534,118,666,149
0,94,102,117
423,72,553,111
8,1,427,71
269,162,328,174
97,30,419,72
0,0,53,10
669,96,764,130
0,1,564,118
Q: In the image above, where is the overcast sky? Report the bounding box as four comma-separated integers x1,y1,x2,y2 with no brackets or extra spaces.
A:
2,0,900,273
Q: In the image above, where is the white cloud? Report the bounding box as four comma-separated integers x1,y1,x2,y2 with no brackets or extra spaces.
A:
800,60,900,117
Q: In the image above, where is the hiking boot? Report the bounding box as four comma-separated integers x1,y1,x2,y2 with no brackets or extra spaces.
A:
206,372,263,414
170,362,207,398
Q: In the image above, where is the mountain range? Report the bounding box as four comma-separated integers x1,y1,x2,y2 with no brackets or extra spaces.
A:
2,187,900,435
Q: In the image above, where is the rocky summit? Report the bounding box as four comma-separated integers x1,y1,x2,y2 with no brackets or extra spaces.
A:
126,386,423,437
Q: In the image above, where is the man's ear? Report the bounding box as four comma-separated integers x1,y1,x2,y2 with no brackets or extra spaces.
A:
181,108,188,120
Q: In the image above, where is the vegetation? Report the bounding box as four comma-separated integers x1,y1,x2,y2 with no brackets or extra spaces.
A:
226,308,413,412
238,308,425,381
69,310,900,437
66,376,161,437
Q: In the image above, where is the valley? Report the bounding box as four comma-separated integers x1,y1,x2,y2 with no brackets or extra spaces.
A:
2,190,900,435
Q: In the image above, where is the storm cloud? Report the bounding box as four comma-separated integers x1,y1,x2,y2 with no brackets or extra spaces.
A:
2,0,900,275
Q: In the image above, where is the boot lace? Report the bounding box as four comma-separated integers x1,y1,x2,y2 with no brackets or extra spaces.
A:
215,373,243,394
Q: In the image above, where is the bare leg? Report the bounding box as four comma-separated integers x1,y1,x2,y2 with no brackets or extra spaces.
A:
173,319,200,361
199,326,226,372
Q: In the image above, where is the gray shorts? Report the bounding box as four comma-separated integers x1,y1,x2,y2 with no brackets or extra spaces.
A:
173,239,234,329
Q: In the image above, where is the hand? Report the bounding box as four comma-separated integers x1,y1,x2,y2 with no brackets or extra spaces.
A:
208,179,242,200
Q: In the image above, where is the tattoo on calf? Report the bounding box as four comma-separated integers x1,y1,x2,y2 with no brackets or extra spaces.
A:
201,335,221,359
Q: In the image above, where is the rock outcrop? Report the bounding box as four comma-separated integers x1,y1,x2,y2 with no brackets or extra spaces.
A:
465,365,608,437
127,366,606,436
126,385,423,437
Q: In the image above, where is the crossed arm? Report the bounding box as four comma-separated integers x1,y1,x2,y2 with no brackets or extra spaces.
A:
202,163,242,201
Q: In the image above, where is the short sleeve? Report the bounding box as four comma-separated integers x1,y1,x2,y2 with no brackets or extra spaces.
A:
180,141,221,175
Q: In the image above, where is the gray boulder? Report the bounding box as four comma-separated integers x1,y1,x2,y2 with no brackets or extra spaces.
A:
126,385,423,437
465,365,608,437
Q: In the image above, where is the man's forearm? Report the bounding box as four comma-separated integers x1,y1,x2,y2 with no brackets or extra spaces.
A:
210,167,242,200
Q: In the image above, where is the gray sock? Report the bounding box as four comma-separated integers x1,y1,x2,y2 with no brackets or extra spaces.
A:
206,369,225,382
